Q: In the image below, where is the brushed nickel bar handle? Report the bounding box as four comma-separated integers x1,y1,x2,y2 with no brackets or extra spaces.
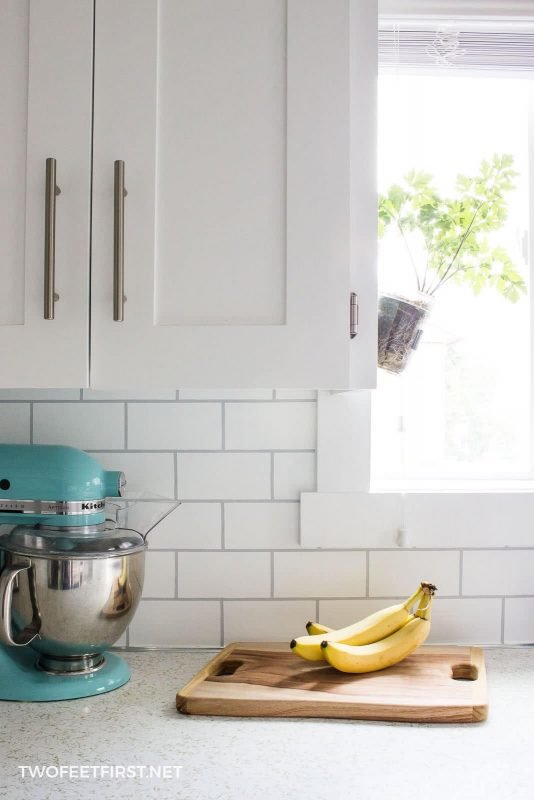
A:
44,158,61,320
113,160,127,321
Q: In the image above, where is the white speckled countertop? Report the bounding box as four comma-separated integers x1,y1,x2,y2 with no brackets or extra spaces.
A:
1,647,533,800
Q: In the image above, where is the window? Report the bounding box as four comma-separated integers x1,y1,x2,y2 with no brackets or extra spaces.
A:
302,5,534,549
371,17,534,489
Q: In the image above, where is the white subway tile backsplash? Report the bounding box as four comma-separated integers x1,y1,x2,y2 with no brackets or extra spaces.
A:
427,598,503,644
13,385,534,645
178,453,271,499
224,503,299,549
223,600,316,643
179,389,272,400
225,402,316,450
129,600,220,646
83,389,176,400
0,403,30,443
178,552,271,597
0,389,80,400
369,551,460,597
142,551,176,598
149,504,222,549
128,402,221,450
274,552,366,597
463,550,534,596
94,452,175,498
504,598,534,643
33,403,124,450
273,452,316,499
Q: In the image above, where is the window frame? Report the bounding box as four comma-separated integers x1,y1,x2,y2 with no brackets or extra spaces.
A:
300,1,534,549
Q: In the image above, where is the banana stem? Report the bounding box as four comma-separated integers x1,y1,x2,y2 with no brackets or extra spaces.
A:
414,593,433,621
403,585,424,611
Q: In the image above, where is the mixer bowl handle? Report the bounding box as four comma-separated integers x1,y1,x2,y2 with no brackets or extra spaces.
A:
0,559,41,647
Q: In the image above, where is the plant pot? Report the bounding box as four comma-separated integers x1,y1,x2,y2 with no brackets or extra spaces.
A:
378,293,432,374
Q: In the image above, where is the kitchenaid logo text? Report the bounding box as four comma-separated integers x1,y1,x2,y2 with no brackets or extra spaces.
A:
18,765,183,780
81,501,105,511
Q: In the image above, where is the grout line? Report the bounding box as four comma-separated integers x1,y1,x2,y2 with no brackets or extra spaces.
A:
87,0,95,392
84,448,316,454
124,402,128,449
134,499,300,505
175,390,179,400
365,551,370,597
173,453,178,500
221,503,226,549
459,550,463,596
270,453,275,499
501,597,506,644
272,390,276,399
175,552,179,599
0,398,318,404
220,600,224,647
124,542,534,552
221,403,226,450
270,551,275,597
316,598,320,622
177,398,317,404
138,593,493,601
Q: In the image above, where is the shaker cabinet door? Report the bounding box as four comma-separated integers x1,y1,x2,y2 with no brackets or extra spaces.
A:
0,0,93,387
91,0,377,389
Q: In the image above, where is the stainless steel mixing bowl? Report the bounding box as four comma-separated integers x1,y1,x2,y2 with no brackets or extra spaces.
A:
0,525,146,674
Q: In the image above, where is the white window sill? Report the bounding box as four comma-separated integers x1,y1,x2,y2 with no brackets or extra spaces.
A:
301,490,534,548
300,391,534,549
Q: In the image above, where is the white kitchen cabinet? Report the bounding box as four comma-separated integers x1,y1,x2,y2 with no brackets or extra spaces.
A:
91,0,377,389
0,0,376,390
0,0,93,387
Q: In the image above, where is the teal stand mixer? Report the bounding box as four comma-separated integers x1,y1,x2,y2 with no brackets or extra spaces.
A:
0,444,174,701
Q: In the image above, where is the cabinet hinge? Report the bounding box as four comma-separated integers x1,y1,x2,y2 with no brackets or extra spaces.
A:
350,292,359,339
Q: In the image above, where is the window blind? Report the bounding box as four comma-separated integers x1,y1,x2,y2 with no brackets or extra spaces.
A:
379,19,534,72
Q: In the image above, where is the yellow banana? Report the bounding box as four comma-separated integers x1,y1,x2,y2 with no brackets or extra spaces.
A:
305,621,333,636
321,588,434,674
290,584,426,662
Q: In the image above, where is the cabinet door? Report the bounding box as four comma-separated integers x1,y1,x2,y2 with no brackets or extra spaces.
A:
0,0,93,388
92,0,376,389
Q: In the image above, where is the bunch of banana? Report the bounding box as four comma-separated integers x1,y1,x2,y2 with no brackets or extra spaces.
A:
290,581,436,666
321,588,434,673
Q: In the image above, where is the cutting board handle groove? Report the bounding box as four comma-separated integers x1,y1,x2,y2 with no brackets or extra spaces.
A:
451,662,478,681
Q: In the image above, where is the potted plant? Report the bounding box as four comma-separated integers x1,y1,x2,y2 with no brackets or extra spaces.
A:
377,154,526,373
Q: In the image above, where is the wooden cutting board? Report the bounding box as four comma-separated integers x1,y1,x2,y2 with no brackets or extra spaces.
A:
176,642,487,723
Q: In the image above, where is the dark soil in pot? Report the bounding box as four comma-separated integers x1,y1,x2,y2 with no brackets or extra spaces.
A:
378,294,431,374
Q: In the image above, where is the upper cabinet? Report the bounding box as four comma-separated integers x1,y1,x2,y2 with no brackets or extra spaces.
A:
91,0,377,389
1,0,376,390
0,0,93,387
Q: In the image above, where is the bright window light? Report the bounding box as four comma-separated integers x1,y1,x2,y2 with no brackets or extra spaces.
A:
371,74,532,487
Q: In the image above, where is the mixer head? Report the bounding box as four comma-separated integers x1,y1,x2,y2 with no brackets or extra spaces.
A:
0,445,124,528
